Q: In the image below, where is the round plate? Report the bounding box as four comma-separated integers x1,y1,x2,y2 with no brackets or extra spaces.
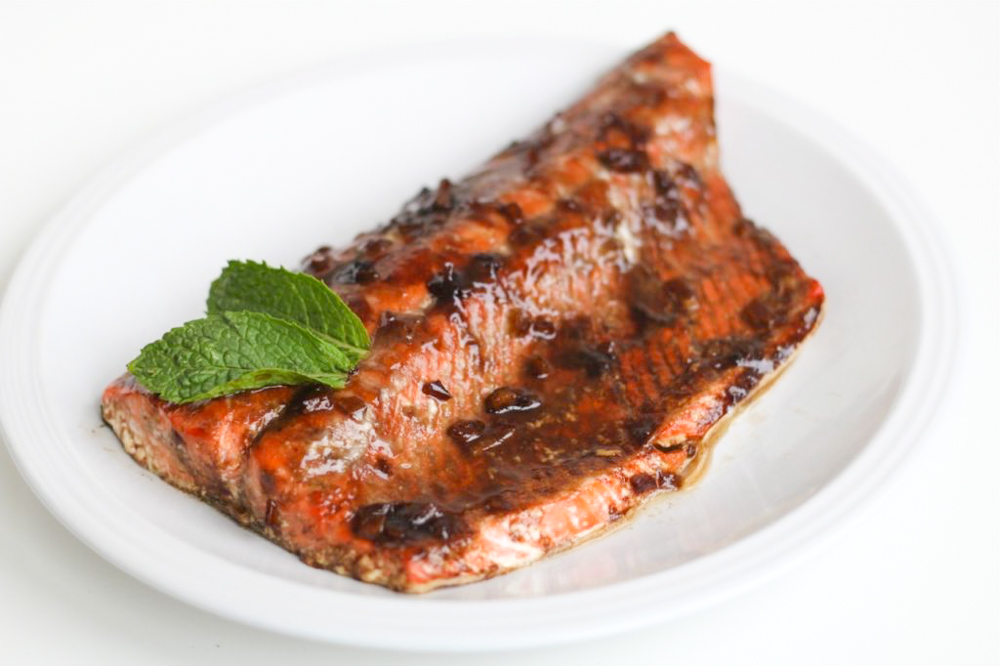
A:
0,41,957,650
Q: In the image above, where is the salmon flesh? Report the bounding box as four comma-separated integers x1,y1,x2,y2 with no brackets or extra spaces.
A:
102,33,824,592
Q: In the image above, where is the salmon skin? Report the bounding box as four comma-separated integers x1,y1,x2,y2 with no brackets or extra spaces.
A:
102,33,824,592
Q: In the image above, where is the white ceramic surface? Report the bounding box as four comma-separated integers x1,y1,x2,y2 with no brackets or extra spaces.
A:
0,42,956,650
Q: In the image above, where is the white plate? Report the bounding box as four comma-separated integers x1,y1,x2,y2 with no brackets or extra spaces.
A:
0,40,957,650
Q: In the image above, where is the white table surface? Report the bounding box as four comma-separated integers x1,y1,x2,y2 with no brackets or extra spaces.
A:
0,2,996,663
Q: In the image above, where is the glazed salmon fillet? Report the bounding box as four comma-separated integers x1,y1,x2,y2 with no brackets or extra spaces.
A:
102,33,824,592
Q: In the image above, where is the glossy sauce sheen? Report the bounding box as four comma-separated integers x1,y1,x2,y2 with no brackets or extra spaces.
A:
102,33,824,592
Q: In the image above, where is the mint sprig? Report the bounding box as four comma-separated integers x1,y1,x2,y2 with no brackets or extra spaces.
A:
208,260,368,362
127,261,370,404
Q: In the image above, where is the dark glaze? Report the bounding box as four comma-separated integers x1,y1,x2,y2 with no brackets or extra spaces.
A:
141,34,823,560
350,502,465,544
422,380,453,401
101,34,830,591
629,471,679,494
425,297,815,517
326,214,820,542
285,52,822,547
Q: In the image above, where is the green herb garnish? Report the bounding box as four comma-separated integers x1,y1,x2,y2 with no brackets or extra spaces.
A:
208,260,369,359
127,261,370,404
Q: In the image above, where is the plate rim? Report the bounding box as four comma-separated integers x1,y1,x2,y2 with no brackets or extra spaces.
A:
0,40,961,651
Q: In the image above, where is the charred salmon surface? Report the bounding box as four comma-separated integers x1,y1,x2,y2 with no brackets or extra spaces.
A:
102,33,824,592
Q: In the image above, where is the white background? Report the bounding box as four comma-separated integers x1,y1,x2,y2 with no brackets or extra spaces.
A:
0,1,996,664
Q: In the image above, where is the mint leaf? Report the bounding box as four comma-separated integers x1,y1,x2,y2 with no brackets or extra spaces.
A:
207,260,369,362
128,259,374,404
127,311,350,404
